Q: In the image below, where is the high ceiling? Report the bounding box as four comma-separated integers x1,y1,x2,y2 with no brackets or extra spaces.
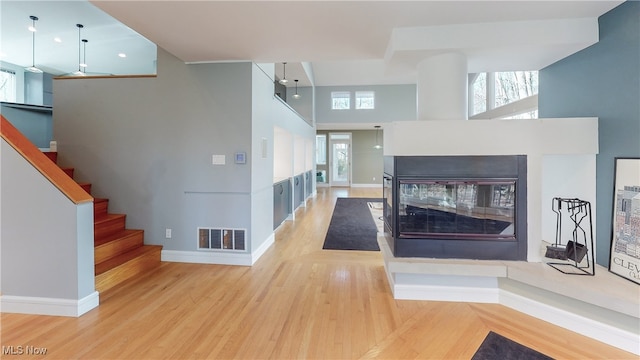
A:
1,1,624,87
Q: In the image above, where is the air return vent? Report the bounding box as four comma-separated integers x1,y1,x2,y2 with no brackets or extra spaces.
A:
198,228,246,251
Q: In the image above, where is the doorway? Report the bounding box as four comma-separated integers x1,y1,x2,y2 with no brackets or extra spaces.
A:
329,133,351,187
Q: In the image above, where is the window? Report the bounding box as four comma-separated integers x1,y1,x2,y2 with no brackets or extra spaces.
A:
316,134,326,165
494,71,538,107
472,73,487,115
331,91,350,110
0,69,17,103
355,91,375,109
470,71,538,118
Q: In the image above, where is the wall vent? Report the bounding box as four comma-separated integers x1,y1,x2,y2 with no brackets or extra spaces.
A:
198,227,247,251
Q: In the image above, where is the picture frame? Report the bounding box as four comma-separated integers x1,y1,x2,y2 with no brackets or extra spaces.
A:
609,157,640,285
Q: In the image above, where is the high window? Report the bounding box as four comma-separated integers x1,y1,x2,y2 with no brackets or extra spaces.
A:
470,71,538,119
355,91,375,109
331,91,350,110
0,69,17,102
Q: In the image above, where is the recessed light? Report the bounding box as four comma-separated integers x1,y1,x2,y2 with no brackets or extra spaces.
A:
118,53,126,58
54,37,62,43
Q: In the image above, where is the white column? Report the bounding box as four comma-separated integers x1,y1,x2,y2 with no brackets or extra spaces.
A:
417,52,468,120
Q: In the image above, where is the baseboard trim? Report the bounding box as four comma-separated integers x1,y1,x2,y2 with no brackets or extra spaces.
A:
350,183,383,188
0,291,99,317
162,250,252,266
394,283,500,303
162,233,275,267
500,289,640,355
251,233,275,265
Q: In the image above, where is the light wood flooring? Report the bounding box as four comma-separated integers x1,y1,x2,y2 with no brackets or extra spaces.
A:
1,187,635,359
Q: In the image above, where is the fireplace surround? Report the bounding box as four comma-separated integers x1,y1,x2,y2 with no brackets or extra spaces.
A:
383,155,527,260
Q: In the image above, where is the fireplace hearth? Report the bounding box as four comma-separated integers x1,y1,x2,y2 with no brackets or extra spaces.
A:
383,155,527,260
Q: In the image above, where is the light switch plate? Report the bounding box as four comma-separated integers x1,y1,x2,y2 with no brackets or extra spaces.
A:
212,155,225,165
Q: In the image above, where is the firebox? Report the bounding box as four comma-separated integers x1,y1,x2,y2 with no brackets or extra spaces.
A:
383,155,527,260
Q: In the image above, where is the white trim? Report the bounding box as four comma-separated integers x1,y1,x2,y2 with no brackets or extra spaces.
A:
162,233,274,266
350,183,383,188
394,283,500,303
0,291,99,317
500,289,640,355
251,233,275,265
162,250,252,266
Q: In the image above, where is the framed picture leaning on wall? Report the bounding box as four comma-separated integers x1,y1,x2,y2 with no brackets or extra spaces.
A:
609,157,640,285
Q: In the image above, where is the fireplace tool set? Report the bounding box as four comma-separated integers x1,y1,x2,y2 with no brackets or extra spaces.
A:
546,197,595,275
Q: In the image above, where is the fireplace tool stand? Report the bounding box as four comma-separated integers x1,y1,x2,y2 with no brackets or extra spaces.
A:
546,197,595,275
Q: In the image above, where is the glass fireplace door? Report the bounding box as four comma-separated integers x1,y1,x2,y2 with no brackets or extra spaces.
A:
398,180,516,239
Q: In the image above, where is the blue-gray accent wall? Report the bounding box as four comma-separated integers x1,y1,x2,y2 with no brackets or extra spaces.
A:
538,1,640,266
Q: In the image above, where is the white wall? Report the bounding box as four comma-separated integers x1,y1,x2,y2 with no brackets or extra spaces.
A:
385,118,599,262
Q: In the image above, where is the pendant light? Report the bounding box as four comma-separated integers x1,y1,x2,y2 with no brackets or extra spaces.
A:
278,62,289,85
374,126,382,149
80,39,88,73
25,16,43,73
292,79,301,99
72,24,85,76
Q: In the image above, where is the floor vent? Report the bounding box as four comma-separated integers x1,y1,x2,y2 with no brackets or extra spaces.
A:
198,228,246,251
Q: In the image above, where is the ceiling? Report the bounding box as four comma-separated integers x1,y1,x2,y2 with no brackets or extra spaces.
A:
1,1,624,87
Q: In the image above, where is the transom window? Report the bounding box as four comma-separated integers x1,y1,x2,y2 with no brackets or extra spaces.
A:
470,71,538,119
355,91,375,109
331,91,350,110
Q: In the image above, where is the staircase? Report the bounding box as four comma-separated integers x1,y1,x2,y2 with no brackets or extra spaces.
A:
44,151,162,293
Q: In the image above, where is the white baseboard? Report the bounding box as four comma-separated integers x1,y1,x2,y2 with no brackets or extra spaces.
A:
162,250,252,266
0,291,99,317
500,289,640,355
350,183,383,188
394,284,500,303
251,233,275,265
162,233,275,267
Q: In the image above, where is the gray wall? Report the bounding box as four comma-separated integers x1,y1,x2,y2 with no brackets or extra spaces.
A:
1,103,52,148
53,49,314,258
315,84,416,124
54,49,255,252
1,139,94,300
538,1,640,266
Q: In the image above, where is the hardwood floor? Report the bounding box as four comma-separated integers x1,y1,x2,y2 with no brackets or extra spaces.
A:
1,187,635,359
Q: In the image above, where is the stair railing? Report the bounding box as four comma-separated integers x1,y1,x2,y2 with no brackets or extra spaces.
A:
1,114,92,204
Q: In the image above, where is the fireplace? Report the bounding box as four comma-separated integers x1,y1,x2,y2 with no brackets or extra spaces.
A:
383,155,527,260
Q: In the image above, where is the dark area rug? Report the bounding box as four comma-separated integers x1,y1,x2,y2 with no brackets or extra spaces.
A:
322,197,381,251
472,331,554,360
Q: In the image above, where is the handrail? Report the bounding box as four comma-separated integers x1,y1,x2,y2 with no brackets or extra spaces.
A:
1,115,93,204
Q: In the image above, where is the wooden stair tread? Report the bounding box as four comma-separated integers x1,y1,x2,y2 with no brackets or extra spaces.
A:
94,213,126,224
95,229,143,247
95,245,162,276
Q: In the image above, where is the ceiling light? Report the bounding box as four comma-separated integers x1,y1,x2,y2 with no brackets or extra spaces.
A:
118,53,126,58
54,37,62,43
25,16,43,73
278,62,289,85
292,79,301,100
374,126,383,149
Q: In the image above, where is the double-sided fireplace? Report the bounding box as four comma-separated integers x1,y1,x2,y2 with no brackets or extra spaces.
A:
383,155,527,260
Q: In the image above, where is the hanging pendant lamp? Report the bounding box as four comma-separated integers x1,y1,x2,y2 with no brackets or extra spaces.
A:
278,62,289,85
292,79,301,99
25,16,43,73
80,39,88,73
374,126,382,149
72,24,85,76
